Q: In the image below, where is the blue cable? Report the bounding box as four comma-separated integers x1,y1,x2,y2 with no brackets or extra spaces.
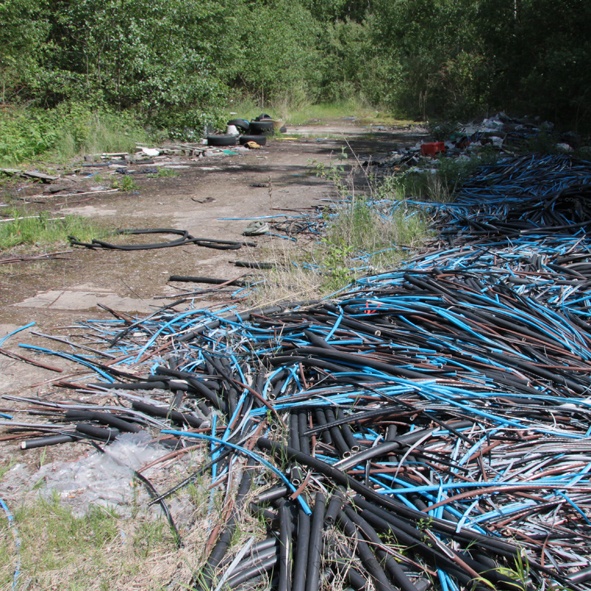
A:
161,430,312,515
0,496,21,590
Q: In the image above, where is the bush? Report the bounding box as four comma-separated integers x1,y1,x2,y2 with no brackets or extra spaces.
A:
0,103,149,165
0,109,59,164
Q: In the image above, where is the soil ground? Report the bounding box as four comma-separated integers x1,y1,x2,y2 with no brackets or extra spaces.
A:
0,119,427,590
0,119,423,403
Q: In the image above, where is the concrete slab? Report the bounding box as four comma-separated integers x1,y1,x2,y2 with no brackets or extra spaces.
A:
14,285,161,313
59,205,118,216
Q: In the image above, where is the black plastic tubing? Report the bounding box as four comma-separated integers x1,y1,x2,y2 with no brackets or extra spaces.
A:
255,438,518,558
292,508,310,591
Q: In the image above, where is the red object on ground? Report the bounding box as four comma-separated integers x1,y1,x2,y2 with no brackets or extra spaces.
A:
421,142,446,156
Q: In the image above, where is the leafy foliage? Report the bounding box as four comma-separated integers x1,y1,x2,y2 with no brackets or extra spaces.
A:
0,104,148,165
370,0,591,128
1,0,590,140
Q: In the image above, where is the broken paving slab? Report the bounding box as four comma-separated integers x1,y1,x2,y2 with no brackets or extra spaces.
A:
0,168,60,182
14,285,161,313
59,205,118,217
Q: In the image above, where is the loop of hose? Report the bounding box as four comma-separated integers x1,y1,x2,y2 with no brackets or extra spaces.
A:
69,228,248,251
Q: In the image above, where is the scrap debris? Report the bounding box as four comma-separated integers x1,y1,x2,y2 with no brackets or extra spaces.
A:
0,169,59,183
371,112,582,171
0,250,72,265
3,152,591,590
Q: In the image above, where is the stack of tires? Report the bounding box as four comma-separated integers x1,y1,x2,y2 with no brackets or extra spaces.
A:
207,114,279,147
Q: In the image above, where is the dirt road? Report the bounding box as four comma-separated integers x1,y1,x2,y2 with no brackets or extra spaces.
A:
0,120,420,396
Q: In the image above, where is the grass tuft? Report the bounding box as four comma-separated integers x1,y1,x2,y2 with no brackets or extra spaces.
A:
319,195,428,291
0,209,106,251
380,153,493,202
246,194,428,306
111,175,139,192
150,168,179,179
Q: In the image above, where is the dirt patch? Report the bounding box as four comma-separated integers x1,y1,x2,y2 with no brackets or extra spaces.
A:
0,121,421,396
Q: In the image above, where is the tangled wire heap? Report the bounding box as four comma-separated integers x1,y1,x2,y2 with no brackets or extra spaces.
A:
5,154,591,591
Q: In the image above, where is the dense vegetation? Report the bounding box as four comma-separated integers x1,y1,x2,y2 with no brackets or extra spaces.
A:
1,0,590,157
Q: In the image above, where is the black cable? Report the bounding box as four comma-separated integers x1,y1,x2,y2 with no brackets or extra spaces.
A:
255,486,289,505
64,409,141,433
289,412,301,452
75,423,119,441
304,492,325,591
196,459,255,589
278,501,293,591
337,509,397,591
324,408,350,457
131,400,203,428
292,508,310,591
324,487,345,526
255,438,519,557
20,433,78,449
313,408,332,445
70,228,247,251
154,366,224,410
344,505,418,591
337,408,359,451
298,410,310,456
225,555,278,588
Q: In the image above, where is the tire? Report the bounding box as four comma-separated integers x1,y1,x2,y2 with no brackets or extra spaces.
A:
207,135,238,146
248,120,274,135
239,135,267,146
227,119,250,132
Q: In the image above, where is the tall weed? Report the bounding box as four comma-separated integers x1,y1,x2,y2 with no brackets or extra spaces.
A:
320,196,428,289
0,104,149,166
380,155,491,202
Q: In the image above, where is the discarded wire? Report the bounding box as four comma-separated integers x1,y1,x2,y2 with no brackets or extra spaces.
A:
70,228,250,250
4,154,591,590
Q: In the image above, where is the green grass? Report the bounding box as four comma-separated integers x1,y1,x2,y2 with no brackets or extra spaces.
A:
149,167,179,179
378,153,494,203
0,209,106,250
111,175,139,192
319,195,428,291
278,101,416,127
0,493,182,591
0,494,118,589
246,153,433,305
282,101,364,124
0,452,218,591
52,109,149,163
311,157,429,288
247,192,429,306
0,103,151,167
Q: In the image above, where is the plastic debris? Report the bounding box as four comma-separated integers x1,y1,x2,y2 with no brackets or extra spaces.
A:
243,221,270,236
34,433,167,516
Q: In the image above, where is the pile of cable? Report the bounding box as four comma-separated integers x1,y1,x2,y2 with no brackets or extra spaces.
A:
3,154,591,591
385,154,591,239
